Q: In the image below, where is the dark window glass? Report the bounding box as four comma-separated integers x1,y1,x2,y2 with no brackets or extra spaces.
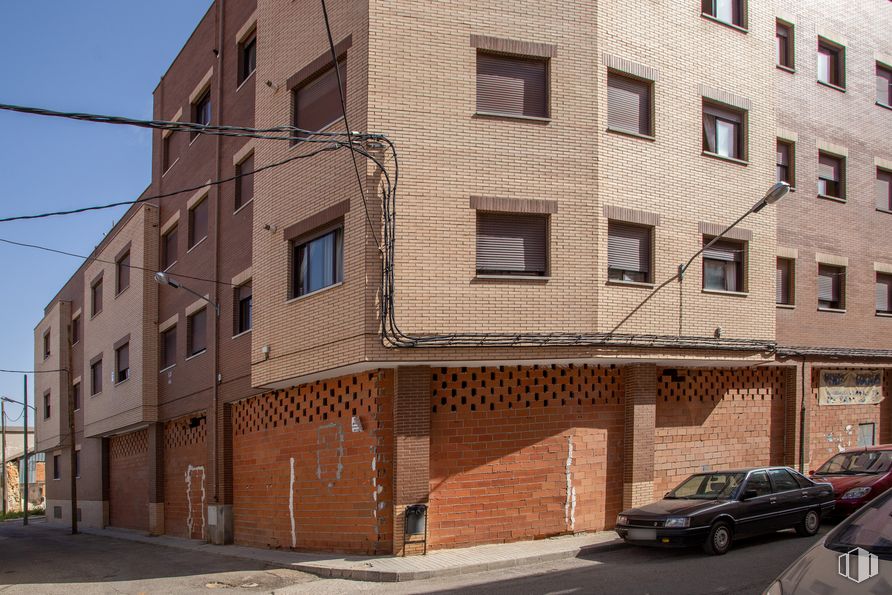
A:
53,455,60,480
878,64,892,107
293,228,344,296
71,315,80,344
776,258,794,305
877,169,892,211
817,39,844,88
294,61,346,134
161,326,177,369
115,342,130,383
476,213,548,276
768,469,800,492
91,278,103,316
188,308,208,357
90,359,102,395
776,21,793,68
43,330,51,359
607,73,652,136
239,33,257,85
192,89,212,137
162,134,172,172
877,273,892,315
235,153,254,210
818,264,845,310
162,225,178,269
189,199,208,248
73,383,81,411
790,470,813,489
608,222,652,283
236,283,253,334
776,140,794,185
476,52,549,119
43,392,51,419
702,0,744,27
703,102,745,160
703,237,745,292
745,471,772,497
116,251,130,294
818,152,844,199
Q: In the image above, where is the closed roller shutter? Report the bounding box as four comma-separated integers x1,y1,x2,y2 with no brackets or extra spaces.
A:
295,61,346,133
607,73,651,135
877,169,891,211
476,212,547,275
476,53,548,118
877,274,892,313
608,222,651,274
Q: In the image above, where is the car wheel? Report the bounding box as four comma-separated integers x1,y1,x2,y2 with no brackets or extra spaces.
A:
795,509,820,537
703,521,733,555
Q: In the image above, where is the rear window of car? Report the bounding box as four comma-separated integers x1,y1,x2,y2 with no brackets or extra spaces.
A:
790,470,813,488
769,469,800,492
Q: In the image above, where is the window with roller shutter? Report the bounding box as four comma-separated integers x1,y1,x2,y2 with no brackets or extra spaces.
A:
476,53,548,119
293,60,346,135
878,64,892,107
817,39,845,89
877,273,892,315
703,101,746,161
476,212,548,276
777,140,794,186
607,73,652,137
702,0,745,28
818,152,844,199
818,264,845,310
877,168,892,212
608,222,652,283
776,257,794,305
702,237,745,292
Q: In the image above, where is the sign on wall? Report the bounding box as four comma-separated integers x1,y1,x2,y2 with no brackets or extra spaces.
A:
819,370,884,406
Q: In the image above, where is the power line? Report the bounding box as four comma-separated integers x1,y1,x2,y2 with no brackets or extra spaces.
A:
0,368,68,374
319,0,381,251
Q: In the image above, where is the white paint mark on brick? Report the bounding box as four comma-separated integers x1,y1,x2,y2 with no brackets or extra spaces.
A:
316,423,344,483
185,464,206,539
289,457,296,548
565,435,576,532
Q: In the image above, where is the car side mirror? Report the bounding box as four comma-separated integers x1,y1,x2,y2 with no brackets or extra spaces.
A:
742,489,758,500
808,470,815,476
664,492,671,498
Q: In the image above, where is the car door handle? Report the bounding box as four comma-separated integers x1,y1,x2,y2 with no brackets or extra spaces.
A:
769,498,777,504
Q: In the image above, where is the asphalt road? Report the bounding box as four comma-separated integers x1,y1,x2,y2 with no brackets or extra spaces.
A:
0,519,828,594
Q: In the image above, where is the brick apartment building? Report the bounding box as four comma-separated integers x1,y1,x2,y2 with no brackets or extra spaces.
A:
34,0,891,555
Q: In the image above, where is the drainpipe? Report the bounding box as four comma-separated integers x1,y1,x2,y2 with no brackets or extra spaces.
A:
799,359,806,472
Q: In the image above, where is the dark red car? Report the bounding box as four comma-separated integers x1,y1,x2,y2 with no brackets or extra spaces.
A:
810,445,892,516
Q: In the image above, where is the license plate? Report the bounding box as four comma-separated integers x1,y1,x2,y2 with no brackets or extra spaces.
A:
627,528,657,541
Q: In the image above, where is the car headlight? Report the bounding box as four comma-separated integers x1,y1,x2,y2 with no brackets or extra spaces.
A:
663,517,690,528
616,515,629,526
841,487,871,500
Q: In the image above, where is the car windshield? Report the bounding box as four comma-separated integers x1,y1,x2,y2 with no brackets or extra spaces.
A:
826,491,892,561
815,450,892,475
666,472,745,500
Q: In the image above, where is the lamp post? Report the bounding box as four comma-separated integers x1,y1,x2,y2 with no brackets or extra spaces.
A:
154,272,220,317
2,393,36,524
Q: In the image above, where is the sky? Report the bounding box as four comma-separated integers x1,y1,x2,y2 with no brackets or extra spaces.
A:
0,1,213,425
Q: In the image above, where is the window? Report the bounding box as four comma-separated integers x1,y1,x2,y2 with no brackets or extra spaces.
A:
43,391,51,419
818,264,845,310
776,21,794,69
703,102,745,161
858,423,876,448
817,38,844,89
744,471,771,497
818,152,845,199
292,227,344,296
91,277,103,317
878,63,892,107
73,382,81,411
877,273,892,315
293,60,346,134
877,168,892,211
476,212,548,277
187,308,208,357
702,237,745,292
607,72,652,137
768,469,799,492
162,225,178,269
776,257,794,305
192,89,211,139
238,32,257,86
608,222,652,283
116,250,130,295
71,315,80,345
235,153,254,210
162,134,172,172
235,282,253,334
53,455,60,480
161,326,177,369
701,0,744,28
188,198,208,248
115,342,130,383
776,140,794,186
476,52,548,119
43,330,51,360
90,358,103,395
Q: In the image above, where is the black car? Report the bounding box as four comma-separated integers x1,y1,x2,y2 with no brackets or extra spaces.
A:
615,467,835,555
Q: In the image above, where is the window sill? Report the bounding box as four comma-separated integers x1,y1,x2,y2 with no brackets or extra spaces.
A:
232,329,252,340
606,127,655,141
187,236,208,254
606,279,655,289
473,111,551,124
161,158,180,178
185,349,207,362
233,198,254,215
702,151,749,166
286,281,344,303
160,364,176,374
818,307,846,314
877,208,892,215
90,311,102,320
877,101,892,112
236,70,255,93
474,274,550,282
90,391,101,398
817,80,846,93
876,312,892,318
702,289,749,297
776,303,796,310
115,285,130,300
114,377,130,387
700,13,748,34
818,194,846,204
776,65,796,74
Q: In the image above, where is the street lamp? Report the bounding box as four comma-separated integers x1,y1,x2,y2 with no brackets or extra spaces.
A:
154,272,220,317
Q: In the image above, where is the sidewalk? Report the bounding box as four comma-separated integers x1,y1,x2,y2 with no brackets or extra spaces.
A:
78,525,623,582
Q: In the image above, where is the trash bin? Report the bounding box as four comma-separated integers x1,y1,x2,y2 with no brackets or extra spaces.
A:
405,504,427,535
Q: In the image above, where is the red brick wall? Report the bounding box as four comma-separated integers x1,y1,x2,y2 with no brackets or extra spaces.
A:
108,429,149,531
164,415,208,539
807,368,892,469
654,368,786,497
232,371,393,554
428,365,625,550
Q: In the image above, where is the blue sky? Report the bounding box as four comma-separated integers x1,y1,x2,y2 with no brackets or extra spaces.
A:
0,1,213,424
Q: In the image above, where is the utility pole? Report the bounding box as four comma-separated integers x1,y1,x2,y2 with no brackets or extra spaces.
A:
23,375,28,526
1,400,6,516
68,350,77,534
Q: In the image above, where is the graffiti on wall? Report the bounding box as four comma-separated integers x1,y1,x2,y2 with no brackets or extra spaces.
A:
819,370,884,406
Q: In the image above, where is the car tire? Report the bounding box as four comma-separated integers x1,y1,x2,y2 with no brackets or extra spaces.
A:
795,509,821,537
703,521,733,555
